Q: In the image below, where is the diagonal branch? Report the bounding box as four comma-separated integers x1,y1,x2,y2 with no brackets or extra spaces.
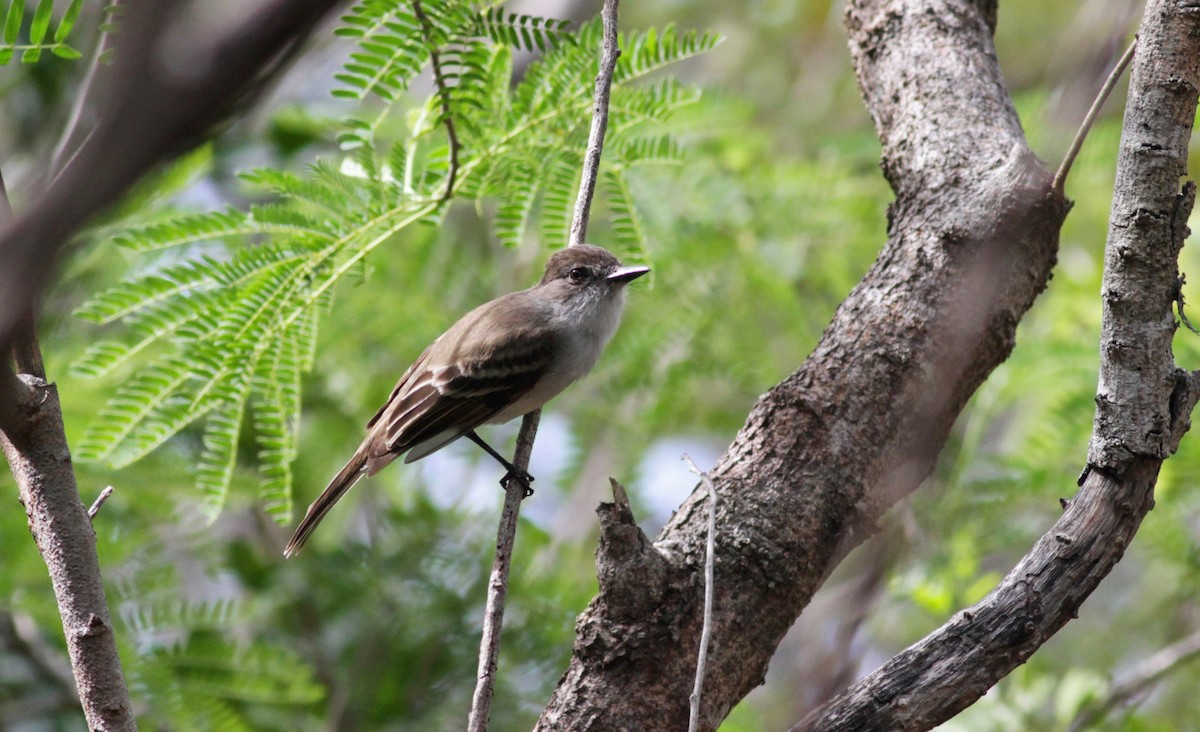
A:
539,0,1071,727
1067,625,1200,732
796,0,1200,728
0,0,347,364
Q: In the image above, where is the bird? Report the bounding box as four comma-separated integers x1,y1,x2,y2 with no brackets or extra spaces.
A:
283,244,649,556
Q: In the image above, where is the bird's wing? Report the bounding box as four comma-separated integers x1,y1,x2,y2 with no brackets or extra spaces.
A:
366,300,558,460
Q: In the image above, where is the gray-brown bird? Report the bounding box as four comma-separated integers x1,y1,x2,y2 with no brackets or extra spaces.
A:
284,244,649,556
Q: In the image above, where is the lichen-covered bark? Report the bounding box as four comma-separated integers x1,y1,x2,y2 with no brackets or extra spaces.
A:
537,1,1069,729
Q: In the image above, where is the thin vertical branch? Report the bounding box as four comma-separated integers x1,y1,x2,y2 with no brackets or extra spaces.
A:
468,410,540,732
568,0,621,248
468,1,621,728
684,454,718,732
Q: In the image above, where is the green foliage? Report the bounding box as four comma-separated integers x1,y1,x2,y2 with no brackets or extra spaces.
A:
70,0,719,523
11,1,1197,730
0,0,82,64
111,564,324,731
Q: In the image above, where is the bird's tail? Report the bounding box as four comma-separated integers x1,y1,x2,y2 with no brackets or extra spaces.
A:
283,452,369,557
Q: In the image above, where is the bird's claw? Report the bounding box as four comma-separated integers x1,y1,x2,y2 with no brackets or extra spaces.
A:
500,469,535,498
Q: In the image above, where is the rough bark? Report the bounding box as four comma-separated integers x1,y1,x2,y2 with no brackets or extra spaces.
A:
1,374,136,731
537,1,1069,729
0,1,346,727
1088,0,1200,471
795,1,1200,727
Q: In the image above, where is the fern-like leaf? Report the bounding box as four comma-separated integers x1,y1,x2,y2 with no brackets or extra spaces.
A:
75,8,717,521
602,169,649,264
476,8,572,52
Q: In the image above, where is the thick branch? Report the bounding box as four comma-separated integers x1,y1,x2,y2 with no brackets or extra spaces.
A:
0,0,346,358
1,373,135,731
538,0,1068,728
1087,0,1200,471
799,0,1200,727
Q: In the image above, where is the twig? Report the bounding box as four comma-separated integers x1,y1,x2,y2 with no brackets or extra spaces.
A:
88,486,115,520
683,453,717,732
1053,37,1137,192
1176,274,1200,335
568,0,621,247
1067,626,1200,732
411,0,460,202
467,409,539,732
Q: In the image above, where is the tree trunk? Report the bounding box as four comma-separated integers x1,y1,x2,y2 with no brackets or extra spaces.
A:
538,0,1072,728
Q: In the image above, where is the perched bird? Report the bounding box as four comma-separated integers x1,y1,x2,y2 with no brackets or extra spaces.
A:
284,244,649,556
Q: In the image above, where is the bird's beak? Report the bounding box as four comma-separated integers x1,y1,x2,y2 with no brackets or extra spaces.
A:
607,265,650,284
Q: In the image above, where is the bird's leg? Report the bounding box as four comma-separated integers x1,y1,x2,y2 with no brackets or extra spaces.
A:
466,430,534,497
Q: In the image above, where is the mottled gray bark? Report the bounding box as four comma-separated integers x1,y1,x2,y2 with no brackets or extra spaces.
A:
1,373,136,731
0,2,348,728
795,1,1200,728
537,0,1071,729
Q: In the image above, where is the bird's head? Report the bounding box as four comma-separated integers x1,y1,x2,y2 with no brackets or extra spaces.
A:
539,244,650,300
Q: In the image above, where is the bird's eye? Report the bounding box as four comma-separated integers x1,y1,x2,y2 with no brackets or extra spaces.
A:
568,267,588,283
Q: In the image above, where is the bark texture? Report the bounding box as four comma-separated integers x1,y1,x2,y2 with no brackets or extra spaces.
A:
1088,0,1200,470
537,1,1069,729
1,375,135,731
0,1,347,728
798,1,1200,726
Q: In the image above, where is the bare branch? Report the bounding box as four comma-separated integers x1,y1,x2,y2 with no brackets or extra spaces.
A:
468,408,540,731
87,486,115,520
568,0,621,247
48,0,122,180
1068,626,1200,732
683,454,717,732
1053,37,1137,193
1,372,136,731
796,1,1200,728
537,0,1070,725
470,1,621,726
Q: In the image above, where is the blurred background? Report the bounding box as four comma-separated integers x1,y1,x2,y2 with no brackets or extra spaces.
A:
4,0,1200,730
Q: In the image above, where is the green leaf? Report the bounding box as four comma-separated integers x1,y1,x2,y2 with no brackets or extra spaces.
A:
4,0,23,45
50,43,80,59
196,386,251,521
28,0,51,44
53,0,80,43
20,45,39,62
71,10,715,524
0,47,12,64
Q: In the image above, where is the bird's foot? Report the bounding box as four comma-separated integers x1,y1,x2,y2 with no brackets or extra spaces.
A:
500,468,535,498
